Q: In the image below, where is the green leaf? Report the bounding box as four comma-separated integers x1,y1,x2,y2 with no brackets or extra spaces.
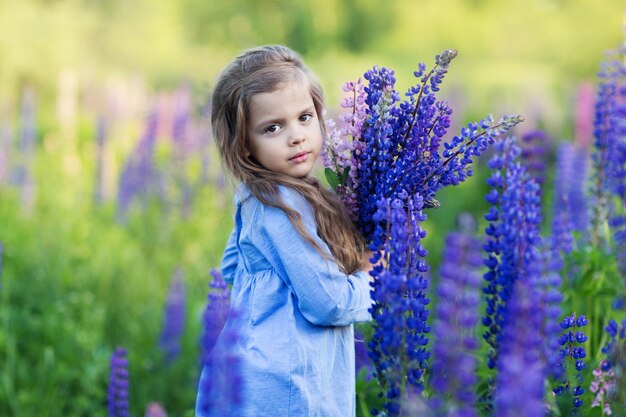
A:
325,168,339,191
340,166,350,185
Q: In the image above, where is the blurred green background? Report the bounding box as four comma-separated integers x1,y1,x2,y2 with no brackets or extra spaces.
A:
0,0,623,128
0,0,624,416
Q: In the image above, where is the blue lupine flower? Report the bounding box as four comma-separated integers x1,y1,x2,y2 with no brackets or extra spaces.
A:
117,107,159,222
481,137,543,371
198,268,242,414
596,49,626,275
107,346,130,417
429,231,482,417
493,278,546,417
200,268,231,364
158,268,186,364
368,193,431,416
590,47,622,250
552,143,576,264
600,318,626,371
569,146,590,234
355,327,373,380
553,313,589,413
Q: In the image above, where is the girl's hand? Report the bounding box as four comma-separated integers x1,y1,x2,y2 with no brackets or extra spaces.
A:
361,250,376,273
361,250,387,283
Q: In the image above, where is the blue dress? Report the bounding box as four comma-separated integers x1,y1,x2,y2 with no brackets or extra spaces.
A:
196,184,373,417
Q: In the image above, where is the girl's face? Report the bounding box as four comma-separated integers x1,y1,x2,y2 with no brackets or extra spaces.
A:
246,80,323,179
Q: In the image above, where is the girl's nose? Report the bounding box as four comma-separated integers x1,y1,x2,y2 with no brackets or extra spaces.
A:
288,128,306,146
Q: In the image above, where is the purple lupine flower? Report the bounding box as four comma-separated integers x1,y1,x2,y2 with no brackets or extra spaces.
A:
601,318,626,370
597,318,626,411
15,88,37,212
520,129,548,189
553,314,589,412
493,277,546,417
117,107,158,222
94,116,108,205
546,142,588,271
158,268,186,364
589,47,621,250
198,269,242,414
354,327,373,380
323,79,368,219
201,269,231,364
551,143,576,265
590,365,615,415
539,270,565,382
481,137,543,372
429,232,482,417
170,87,194,219
107,346,130,417
368,193,431,416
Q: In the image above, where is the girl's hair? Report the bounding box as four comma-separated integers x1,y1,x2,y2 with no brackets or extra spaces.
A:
211,45,365,274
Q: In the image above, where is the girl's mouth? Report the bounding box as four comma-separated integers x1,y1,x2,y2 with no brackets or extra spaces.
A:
289,152,309,163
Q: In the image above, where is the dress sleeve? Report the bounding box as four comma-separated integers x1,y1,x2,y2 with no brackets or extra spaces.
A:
253,187,372,326
221,228,239,285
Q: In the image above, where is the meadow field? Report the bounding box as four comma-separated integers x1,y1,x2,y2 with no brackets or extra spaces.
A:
0,1,625,416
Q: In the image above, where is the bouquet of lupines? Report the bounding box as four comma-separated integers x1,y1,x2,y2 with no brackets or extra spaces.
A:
322,50,523,415
323,49,523,242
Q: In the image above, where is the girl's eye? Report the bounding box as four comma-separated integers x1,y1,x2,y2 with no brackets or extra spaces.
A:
265,124,280,134
299,113,313,122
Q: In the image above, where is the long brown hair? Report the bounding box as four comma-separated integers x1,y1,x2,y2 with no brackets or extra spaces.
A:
211,45,365,274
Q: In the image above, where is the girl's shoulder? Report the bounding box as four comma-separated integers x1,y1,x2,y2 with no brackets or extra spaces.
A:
234,183,309,211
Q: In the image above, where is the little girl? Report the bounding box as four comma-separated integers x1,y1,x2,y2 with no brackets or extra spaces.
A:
195,45,374,417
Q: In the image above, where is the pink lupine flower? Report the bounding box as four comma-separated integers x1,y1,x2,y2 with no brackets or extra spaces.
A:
590,363,615,416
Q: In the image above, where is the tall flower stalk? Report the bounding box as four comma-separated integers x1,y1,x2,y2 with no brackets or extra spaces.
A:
590,47,622,251
368,193,431,415
481,137,543,373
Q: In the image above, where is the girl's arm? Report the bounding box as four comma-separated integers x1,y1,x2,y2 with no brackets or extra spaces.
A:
254,187,372,327
221,228,239,285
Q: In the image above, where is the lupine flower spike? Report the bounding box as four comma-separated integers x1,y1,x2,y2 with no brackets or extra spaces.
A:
198,268,243,414
368,193,431,416
553,314,589,413
158,268,186,364
108,346,130,417
429,231,482,417
493,278,546,417
482,137,543,374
